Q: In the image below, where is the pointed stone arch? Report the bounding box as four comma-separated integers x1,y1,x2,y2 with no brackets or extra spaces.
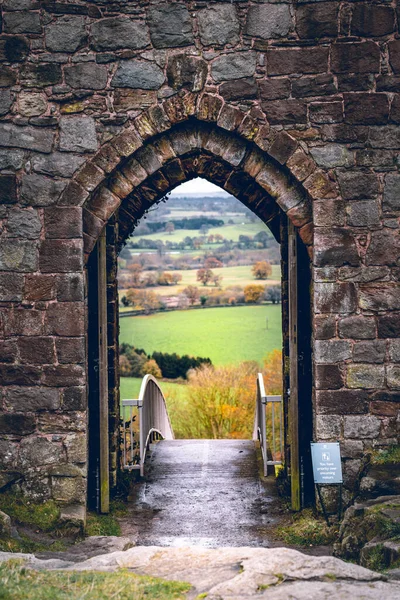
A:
58,94,337,259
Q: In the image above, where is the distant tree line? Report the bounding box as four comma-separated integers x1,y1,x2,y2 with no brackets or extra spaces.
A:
143,217,224,233
119,343,212,380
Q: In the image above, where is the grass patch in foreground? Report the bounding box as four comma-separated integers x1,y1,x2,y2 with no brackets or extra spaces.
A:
85,500,128,537
276,509,339,547
120,304,282,365
0,493,60,533
0,560,190,600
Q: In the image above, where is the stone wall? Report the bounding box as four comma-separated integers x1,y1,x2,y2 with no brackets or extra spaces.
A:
0,0,399,509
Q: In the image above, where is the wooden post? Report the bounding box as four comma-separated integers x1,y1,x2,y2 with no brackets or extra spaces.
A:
98,230,110,514
288,221,300,511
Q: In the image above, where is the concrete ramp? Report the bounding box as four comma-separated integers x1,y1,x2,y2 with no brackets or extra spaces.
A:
127,439,281,548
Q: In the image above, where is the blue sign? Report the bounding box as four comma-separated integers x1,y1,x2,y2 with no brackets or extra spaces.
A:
311,442,343,484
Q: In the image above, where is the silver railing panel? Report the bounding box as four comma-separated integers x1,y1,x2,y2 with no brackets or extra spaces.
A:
253,372,283,476
122,374,174,476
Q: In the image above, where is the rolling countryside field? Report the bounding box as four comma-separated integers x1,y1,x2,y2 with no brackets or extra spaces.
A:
119,304,282,366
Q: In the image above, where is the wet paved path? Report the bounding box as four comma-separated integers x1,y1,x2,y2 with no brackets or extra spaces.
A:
125,439,283,548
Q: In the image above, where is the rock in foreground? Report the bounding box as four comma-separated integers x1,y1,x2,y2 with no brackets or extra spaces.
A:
0,545,399,599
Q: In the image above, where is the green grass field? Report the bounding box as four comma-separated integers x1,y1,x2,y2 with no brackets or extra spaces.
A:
119,304,282,365
133,222,270,245
120,264,281,301
120,377,188,402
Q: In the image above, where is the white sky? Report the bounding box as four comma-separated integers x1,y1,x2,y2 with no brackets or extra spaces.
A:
171,177,225,195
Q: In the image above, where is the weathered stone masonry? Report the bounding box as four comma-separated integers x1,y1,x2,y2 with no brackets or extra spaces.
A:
0,0,399,511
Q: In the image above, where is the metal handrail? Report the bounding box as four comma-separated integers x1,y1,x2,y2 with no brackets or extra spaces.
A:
253,372,283,477
122,374,174,476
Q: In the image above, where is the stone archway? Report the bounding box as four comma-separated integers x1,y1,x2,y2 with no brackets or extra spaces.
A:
69,96,317,511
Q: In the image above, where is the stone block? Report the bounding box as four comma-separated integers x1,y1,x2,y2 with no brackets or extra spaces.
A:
0,35,29,62
369,125,400,149
0,149,24,171
0,174,17,205
20,63,62,88
366,230,400,267
5,386,60,412
315,415,342,440
18,337,55,365
24,274,56,301
3,11,41,34
7,208,42,239
391,94,400,124
0,90,13,117
0,340,17,364
114,89,157,112
32,153,86,179
267,47,329,75
389,341,400,363
292,74,337,98
148,4,193,49
376,76,400,93
383,173,400,212
344,415,381,439
314,282,357,314
197,94,223,122
353,341,386,364
331,42,380,74
370,401,398,417
21,174,66,208
338,316,376,340
387,366,400,390
211,52,256,83
310,101,343,124
44,207,82,239
314,315,336,339
64,433,86,463
45,16,87,52
296,2,338,39
378,314,400,339
337,171,379,200
56,273,84,302
341,440,364,459
344,93,389,125
4,308,43,337
52,474,85,503
56,337,85,364
0,273,23,302
314,340,352,364
112,60,165,90
316,390,368,414
39,239,83,273
347,200,380,228
359,284,400,311
43,365,85,387
18,92,47,117
389,40,400,75
45,301,84,336
338,73,375,92
220,78,258,101
59,116,98,153
198,4,240,47
259,78,290,101
92,144,121,174
315,364,344,390
0,240,38,272
19,435,64,468
0,412,36,435
62,387,86,411
65,63,108,90
311,144,353,168
351,4,395,37
262,99,307,124
286,149,316,182
347,364,385,389
91,17,149,51
0,440,18,469
167,55,207,92
0,124,54,153
245,3,292,39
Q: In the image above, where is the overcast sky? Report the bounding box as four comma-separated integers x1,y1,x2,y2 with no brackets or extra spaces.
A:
171,177,225,195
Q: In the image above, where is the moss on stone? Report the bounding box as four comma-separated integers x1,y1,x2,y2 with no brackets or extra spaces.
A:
276,509,339,547
0,492,60,533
